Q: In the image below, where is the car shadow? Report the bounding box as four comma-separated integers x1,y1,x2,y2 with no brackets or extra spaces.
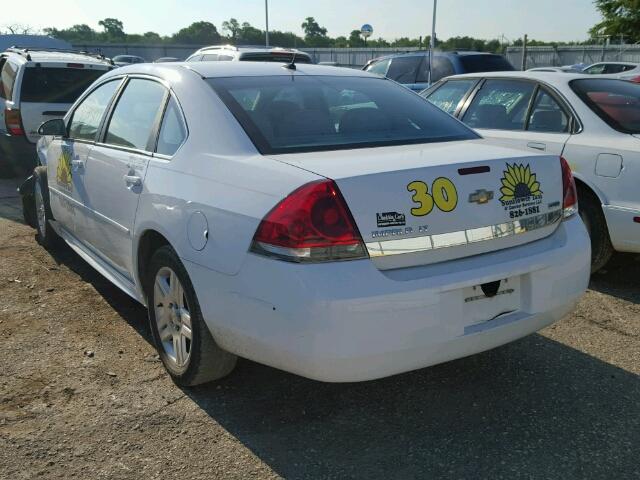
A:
39,228,640,478
590,253,640,304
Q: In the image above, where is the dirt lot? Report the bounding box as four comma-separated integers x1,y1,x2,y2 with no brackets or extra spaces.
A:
0,177,638,480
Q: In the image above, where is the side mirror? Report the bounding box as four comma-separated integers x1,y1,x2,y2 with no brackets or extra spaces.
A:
38,118,66,137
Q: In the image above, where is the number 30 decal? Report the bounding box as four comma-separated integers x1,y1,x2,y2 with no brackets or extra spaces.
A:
407,177,458,216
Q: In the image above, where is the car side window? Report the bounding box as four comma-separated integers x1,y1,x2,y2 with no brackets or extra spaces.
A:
416,56,456,83
0,60,18,100
201,53,219,61
366,58,391,76
104,78,167,151
424,80,477,114
187,55,203,62
527,88,569,133
584,64,605,75
68,80,121,142
462,79,535,130
156,96,187,156
218,55,234,61
386,56,422,83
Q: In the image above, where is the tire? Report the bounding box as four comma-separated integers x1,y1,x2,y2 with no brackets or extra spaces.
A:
33,166,60,249
146,245,237,386
20,174,37,228
577,185,613,273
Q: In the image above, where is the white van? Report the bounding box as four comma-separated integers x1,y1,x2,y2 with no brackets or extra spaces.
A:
0,47,112,177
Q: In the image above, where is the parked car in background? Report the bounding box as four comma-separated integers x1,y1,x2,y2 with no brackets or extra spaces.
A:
363,51,515,91
154,57,180,63
0,46,112,177
420,72,640,271
186,45,312,64
582,61,640,82
29,62,588,385
113,55,146,67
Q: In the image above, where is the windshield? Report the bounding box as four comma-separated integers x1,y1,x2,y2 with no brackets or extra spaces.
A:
20,67,107,103
570,79,640,133
459,55,515,73
208,75,478,154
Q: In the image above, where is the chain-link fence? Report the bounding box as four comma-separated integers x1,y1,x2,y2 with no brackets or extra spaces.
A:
70,43,422,66
506,44,640,70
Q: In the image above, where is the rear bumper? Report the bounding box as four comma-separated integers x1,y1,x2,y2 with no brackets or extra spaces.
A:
602,204,640,253
0,134,36,176
185,215,590,382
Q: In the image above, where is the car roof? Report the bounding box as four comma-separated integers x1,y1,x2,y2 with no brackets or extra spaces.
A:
2,48,112,66
195,45,308,55
108,61,372,81
368,50,502,64
447,70,603,85
587,61,638,66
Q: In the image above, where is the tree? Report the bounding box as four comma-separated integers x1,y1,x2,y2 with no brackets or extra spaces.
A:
98,18,125,40
239,22,263,44
301,17,330,46
222,18,241,41
172,21,221,44
348,30,364,47
590,0,640,42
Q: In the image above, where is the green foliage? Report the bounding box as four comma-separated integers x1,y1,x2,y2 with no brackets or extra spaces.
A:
172,21,221,44
42,16,512,52
98,18,125,40
590,0,640,42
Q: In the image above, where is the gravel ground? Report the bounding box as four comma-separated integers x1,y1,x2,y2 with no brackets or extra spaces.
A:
0,177,638,479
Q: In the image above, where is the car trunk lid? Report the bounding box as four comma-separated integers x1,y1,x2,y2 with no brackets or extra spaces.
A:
272,140,564,270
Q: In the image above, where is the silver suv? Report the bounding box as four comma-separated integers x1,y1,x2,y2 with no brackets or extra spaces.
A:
0,47,113,177
185,45,312,64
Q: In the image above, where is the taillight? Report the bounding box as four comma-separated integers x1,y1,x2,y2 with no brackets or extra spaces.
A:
251,179,368,262
560,157,578,218
626,75,640,83
5,109,24,136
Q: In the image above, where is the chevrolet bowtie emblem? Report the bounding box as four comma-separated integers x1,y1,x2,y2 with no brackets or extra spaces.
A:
468,189,494,204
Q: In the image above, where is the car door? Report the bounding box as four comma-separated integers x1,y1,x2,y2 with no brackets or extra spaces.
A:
460,79,571,156
46,78,123,237
80,77,168,279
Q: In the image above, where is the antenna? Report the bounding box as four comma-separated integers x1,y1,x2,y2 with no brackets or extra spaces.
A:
284,50,297,70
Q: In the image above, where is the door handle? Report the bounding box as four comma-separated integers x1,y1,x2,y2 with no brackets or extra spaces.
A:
527,142,546,151
124,174,142,187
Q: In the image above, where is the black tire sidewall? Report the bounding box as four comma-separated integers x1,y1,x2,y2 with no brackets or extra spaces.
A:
577,186,613,272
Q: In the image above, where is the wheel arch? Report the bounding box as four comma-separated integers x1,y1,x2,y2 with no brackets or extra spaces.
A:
135,228,174,303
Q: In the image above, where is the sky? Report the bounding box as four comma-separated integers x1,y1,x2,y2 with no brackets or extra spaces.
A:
5,0,601,43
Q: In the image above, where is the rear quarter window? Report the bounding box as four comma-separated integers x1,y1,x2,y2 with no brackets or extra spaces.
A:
20,67,107,103
0,61,18,100
459,55,515,73
570,79,640,133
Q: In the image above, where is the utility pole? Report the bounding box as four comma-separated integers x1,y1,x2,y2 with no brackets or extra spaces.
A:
428,0,437,85
265,0,270,46
521,34,528,71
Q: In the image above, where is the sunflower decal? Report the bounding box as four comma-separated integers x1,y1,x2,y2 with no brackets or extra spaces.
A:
499,163,542,202
56,148,73,188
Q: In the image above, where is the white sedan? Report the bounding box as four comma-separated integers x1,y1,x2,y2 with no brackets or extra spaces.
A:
30,62,589,384
421,72,640,271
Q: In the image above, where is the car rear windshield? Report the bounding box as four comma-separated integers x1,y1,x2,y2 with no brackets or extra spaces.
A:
20,67,107,103
570,79,640,133
459,55,515,73
208,75,478,154
239,53,312,64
